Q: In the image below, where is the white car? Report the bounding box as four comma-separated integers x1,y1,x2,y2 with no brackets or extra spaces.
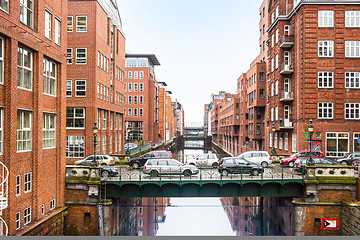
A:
186,153,219,167
74,154,116,166
238,151,272,167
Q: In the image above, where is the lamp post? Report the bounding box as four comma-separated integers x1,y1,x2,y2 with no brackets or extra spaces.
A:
307,119,315,165
92,122,99,166
271,123,276,154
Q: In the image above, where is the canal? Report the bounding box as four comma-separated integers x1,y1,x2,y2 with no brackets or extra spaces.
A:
112,144,294,236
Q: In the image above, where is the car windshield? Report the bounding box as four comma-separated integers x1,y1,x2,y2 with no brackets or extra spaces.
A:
290,153,298,158
343,153,351,158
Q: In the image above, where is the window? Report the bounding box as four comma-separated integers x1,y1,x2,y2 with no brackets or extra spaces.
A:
292,133,297,152
128,108,132,117
16,175,21,196
271,107,274,121
43,114,56,148
139,108,143,117
50,199,55,210
128,71,132,79
128,96,132,104
345,103,360,120
76,16,87,32
76,48,87,64
110,112,114,130
109,135,113,153
20,0,34,28
275,80,278,95
134,96,138,104
66,80,72,96
318,72,333,88
345,11,360,27
0,0,9,12
45,10,52,39
17,111,32,152
67,16,73,32
326,132,349,157
269,133,272,148
102,135,106,154
43,58,57,96
318,102,333,119
134,108,138,117
16,212,20,230
24,172,31,193
66,135,85,158
284,25,290,35
285,132,288,151
140,83,144,92
271,58,274,72
134,83,138,92
42,204,45,215
275,106,278,121
134,71,138,79
275,54,278,69
67,48,73,64
140,71,144,79
276,29,279,43
75,80,86,97
318,11,334,27
345,72,360,88
128,83,132,91
24,207,31,225
0,37,3,84
138,218,143,227
0,109,2,154
279,133,283,150
345,41,360,58
55,18,61,45
18,46,33,90
271,82,274,96
66,107,85,128
318,41,334,57
354,133,360,152
102,111,107,129
274,133,278,148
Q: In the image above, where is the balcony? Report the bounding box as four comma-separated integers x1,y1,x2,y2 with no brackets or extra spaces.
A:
280,34,294,48
279,90,294,102
280,63,293,75
280,119,294,129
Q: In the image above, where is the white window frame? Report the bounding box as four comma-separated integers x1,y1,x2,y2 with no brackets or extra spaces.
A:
292,133,297,152
17,46,33,91
76,48,87,64
42,204,44,215
55,17,61,45
279,133,283,150
140,83,144,92
24,172,32,193
138,218,143,227
318,41,334,57
345,72,360,89
43,58,57,97
318,102,334,119
269,132,273,148
0,108,2,154
318,71,333,88
284,132,288,151
24,206,31,225
45,10,52,40
140,71,144,79
76,16,87,32
102,135,106,154
345,11,360,27
0,0,9,12
66,135,85,158
318,11,334,27
16,211,20,230
20,0,34,28
66,80,72,97
17,110,32,152
140,96,144,105
134,83,138,92
134,71,138,79
326,132,349,157
0,37,4,84
134,108,138,117
43,113,56,149
50,199,55,210
16,175,21,196
75,80,86,97
67,48,73,64
345,103,360,120
345,41,360,58
128,71,132,79
102,111,107,130
109,135,113,153
66,107,85,129
275,80,278,95
67,16,73,32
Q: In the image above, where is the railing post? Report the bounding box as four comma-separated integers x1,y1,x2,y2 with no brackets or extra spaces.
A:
139,167,141,184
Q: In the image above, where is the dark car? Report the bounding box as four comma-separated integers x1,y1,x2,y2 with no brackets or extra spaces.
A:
218,157,264,176
128,150,174,168
75,161,119,178
335,152,360,165
294,157,337,174
280,150,324,167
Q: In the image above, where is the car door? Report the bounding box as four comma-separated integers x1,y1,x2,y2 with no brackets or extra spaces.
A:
157,160,169,174
242,153,253,163
142,153,155,165
223,159,235,173
251,152,262,165
196,154,208,166
168,160,181,174
234,158,250,174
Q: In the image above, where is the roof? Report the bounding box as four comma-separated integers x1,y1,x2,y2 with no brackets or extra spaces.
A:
125,53,160,66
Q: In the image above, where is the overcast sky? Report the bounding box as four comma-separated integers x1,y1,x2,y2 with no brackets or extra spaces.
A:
117,0,263,126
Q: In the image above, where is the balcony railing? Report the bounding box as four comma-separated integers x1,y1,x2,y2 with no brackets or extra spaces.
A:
280,63,294,75
280,119,294,129
0,161,8,236
279,90,294,102
280,35,294,48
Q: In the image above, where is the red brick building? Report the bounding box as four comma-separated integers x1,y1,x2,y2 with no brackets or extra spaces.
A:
66,0,126,163
124,54,161,144
210,91,229,145
0,0,67,235
267,0,360,157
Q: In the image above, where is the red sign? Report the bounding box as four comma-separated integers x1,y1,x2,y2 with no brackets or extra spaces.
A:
322,219,338,230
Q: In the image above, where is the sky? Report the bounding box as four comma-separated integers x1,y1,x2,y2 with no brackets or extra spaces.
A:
117,0,263,126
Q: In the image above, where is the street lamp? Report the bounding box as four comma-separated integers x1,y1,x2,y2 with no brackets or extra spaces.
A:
307,119,315,165
271,123,276,154
92,122,99,166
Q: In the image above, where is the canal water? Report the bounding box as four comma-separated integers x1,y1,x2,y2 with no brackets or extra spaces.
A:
114,145,294,236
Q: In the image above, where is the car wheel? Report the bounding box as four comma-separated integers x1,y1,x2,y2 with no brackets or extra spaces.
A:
189,163,195,166
150,170,159,177
252,170,259,176
222,169,229,176
341,161,348,165
132,162,140,169
261,161,268,168
101,163,107,166
212,162,218,167
183,169,192,176
101,171,109,178
288,162,294,167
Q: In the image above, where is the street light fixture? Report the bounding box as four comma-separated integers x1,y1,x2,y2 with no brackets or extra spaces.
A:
92,122,99,166
271,123,276,154
307,119,315,165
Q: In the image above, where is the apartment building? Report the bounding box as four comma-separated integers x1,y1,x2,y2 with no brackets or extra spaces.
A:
176,102,184,136
66,0,126,163
267,0,360,157
124,54,161,144
210,91,229,144
0,0,67,235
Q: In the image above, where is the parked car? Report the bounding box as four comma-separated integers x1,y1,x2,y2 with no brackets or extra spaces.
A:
294,157,337,174
335,152,360,165
74,154,115,166
128,150,174,168
280,150,324,167
218,157,264,176
352,159,360,170
75,161,119,178
143,159,199,177
238,151,272,167
185,153,219,167
124,143,139,153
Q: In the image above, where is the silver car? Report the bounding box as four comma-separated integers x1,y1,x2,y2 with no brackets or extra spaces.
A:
143,159,199,177
238,151,272,167
186,153,219,167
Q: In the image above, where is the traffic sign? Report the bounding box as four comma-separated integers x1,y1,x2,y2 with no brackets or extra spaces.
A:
322,218,338,230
